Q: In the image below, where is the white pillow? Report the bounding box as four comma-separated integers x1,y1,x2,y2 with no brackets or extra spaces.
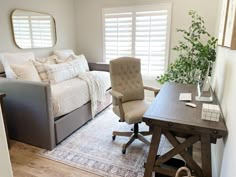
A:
71,54,90,72
0,52,35,79
10,62,41,82
53,49,75,60
45,59,86,84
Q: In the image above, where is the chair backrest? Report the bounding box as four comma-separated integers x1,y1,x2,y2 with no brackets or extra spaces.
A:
109,57,144,103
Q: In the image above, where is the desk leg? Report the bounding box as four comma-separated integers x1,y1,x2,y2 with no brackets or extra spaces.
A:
144,126,162,177
201,134,212,177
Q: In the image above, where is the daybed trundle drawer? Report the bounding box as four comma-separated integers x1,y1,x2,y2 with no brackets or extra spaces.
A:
54,102,92,143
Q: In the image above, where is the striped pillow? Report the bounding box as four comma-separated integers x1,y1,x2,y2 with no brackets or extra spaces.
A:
33,55,59,83
45,59,86,84
32,60,50,83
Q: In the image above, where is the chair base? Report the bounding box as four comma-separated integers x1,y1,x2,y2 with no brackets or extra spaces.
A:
112,123,151,154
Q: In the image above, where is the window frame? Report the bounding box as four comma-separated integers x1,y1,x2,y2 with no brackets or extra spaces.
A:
102,3,172,76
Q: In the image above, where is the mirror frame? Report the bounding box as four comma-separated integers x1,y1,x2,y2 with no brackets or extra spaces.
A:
11,9,57,49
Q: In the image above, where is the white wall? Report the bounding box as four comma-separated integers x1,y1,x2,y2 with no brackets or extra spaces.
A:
211,47,236,177
0,0,76,57
210,1,236,176
0,106,13,177
75,0,219,63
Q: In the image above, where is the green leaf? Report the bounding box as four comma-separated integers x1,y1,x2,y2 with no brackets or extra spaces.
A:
157,10,217,85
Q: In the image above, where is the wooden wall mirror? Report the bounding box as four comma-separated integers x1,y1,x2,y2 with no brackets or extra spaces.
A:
11,9,57,49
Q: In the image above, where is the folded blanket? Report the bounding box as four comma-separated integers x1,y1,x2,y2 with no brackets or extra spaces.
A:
78,71,110,117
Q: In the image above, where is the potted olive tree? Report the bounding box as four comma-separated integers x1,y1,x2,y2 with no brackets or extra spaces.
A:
158,11,217,85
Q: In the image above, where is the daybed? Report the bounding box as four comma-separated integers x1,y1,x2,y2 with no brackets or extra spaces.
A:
0,51,111,150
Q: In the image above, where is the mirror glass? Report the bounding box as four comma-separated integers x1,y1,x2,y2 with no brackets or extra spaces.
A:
11,9,56,49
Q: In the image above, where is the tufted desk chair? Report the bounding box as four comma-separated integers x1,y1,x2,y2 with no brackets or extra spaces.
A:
109,57,160,154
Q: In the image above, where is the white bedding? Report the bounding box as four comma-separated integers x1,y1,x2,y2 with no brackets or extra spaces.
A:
51,71,111,118
51,78,90,118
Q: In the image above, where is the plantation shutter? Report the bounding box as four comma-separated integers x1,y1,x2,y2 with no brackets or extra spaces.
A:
135,10,169,77
103,5,171,78
31,15,53,48
12,16,32,48
104,12,133,62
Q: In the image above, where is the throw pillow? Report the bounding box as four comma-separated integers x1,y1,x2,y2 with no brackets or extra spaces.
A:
33,55,59,83
53,49,75,60
36,55,58,64
71,54,90,72
10,62,41,82
55,55,74,64
0,52,35,79
45,59,86,84
32,60,50,83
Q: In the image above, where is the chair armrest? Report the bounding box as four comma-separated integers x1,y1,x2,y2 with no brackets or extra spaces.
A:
88,62,109,72
109,90,125,122
144,85,160,97
110,90,124,99
0,78,55,150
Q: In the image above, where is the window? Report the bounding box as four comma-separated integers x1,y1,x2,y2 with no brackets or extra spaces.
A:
103,4,172,78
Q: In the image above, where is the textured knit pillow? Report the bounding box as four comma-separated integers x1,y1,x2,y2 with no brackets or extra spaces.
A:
71,54,90,72
55,55,74,64
45,59,86,84
10,62,41,82
36,55,58,64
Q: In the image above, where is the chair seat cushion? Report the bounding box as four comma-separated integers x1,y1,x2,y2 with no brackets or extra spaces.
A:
113,100,149,124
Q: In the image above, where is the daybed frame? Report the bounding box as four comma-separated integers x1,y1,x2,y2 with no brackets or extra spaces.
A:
0,63,111,150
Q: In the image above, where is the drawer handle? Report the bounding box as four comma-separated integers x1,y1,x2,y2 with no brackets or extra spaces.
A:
168,122,173,127
213,130,218,134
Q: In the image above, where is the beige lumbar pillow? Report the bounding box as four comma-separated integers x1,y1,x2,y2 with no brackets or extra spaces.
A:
45,58,86,84
10,62,41,82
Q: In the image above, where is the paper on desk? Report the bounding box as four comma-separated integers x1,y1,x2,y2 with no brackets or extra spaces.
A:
179,93,192,101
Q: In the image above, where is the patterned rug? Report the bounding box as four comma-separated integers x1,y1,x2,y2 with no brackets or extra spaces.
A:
39,107,166,177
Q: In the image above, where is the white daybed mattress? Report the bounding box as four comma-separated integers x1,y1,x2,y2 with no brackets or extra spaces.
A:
51,71,111,118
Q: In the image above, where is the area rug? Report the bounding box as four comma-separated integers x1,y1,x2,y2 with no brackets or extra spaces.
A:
38,107,166,177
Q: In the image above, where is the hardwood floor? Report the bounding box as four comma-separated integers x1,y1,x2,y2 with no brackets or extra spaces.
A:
10,139,201,177
10,141,101,177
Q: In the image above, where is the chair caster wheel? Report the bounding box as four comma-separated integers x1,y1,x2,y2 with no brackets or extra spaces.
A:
112,135,116,141
122,148,126,154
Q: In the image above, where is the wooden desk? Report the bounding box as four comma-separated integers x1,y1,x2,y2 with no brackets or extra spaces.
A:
143,83,228,177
